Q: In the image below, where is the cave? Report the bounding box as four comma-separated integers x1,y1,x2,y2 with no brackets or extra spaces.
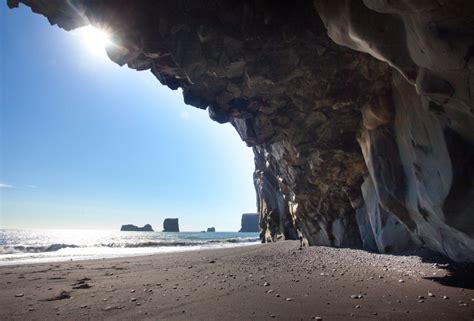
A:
7,0,474,262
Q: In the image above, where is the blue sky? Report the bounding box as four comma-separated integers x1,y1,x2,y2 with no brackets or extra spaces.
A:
0,4,256,231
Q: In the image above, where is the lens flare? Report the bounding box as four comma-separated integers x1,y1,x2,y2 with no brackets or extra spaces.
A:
76,25,111,56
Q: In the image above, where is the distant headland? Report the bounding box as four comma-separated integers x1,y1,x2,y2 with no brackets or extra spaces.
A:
120,224,154,232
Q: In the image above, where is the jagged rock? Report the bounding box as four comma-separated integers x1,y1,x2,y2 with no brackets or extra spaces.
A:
9,0,474,262
206,227,216,232
239,214,259,233
163,218,179,232
120,224,154,232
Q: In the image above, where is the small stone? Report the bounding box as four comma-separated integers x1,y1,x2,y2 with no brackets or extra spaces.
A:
131,298,137,302
131,289,135,293
267,289,274,294
442,295,449,300
285,298,293,301
15,294,24,298
398,279,404,283
428,292,434,297
355,305,361,309
28,307,34,312
418,296,425,300
351,294,363,299
209,260,216,264
418,300,425,303
80,305,87,308
276,294,280,297
314,317,323,321
263,282,270,287
73,283,91,290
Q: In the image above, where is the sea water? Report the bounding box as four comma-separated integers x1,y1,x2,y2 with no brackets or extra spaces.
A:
0,229,259,266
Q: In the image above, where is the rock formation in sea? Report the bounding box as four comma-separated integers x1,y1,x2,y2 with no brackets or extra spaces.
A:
163,218,179,232
207,227,216,232
120,224,154,232
9,0,474,262
239,214,259,233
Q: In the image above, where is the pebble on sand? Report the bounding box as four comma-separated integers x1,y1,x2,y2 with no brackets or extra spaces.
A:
285,298,293,301
15,294,24,298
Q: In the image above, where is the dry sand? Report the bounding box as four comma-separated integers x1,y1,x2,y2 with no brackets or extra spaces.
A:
1,241,473,320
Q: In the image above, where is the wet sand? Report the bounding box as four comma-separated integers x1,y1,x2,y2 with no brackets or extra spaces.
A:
1,241,473,320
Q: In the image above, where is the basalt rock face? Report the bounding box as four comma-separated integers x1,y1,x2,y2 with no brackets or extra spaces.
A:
9,0,474,261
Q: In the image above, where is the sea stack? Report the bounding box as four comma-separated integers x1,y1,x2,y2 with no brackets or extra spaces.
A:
239,214,259,233
207,227,216,232
120,224,154,232
163,218,179,232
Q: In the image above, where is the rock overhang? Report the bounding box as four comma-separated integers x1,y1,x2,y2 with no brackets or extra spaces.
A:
8,0,474,262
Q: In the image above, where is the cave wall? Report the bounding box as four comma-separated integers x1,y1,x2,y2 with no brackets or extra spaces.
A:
8,0,474,261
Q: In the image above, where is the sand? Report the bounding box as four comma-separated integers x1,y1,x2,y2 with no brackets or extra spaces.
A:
1,241,473,320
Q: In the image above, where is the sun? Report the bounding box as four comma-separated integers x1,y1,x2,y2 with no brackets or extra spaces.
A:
76,25,112,56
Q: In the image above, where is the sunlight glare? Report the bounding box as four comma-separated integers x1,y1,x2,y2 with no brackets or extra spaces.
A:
76,25,112,56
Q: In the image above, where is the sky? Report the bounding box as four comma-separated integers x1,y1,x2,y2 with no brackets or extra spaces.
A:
0,4,256,231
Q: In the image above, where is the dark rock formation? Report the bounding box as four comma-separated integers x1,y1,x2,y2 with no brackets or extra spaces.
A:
120,224,154,232
207,227,216,232
163,218,179,232
9,0,474,261
239,214,259,233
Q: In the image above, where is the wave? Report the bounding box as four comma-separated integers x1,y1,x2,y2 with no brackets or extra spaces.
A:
0,237,259,254
107,237,260,248
0,243,78,254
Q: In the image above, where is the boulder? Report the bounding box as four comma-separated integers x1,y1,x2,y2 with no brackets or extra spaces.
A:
206,227,216,232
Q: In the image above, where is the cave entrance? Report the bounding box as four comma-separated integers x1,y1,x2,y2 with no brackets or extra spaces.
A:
1,5,256,232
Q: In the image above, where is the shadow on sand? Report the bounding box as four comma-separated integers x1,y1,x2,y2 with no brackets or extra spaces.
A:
398,249,474,290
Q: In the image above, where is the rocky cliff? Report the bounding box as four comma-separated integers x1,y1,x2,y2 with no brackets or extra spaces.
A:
163,218,179,232
8,0,474,261
239,213,259,233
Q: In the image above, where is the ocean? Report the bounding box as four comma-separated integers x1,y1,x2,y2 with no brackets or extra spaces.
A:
0,229,260,266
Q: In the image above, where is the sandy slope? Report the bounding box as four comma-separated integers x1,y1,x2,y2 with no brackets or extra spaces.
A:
0,241,473,320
